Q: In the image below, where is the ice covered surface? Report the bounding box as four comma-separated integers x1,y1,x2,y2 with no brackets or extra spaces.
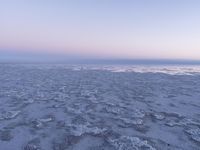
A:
0,64,200,150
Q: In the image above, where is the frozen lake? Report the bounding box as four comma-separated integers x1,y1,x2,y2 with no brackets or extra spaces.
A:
0,64,200,150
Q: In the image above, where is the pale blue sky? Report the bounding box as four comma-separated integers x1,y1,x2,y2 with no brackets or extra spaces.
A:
0,0,200,61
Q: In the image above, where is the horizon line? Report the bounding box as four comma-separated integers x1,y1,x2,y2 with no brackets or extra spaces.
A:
1,58,200,65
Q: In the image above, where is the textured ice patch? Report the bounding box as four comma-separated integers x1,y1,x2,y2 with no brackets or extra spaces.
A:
66,107,82,114
32,117,53,128
165,118,200,127
109,136,156,150
105,106,125,115
0,110,20,120
105,106,145,119
68,124,107,136
182,118,200,126
185,128,200,143
80,90,97,97
54,92,70,102
121,118,143,125
132,109,145,118
165,120,183,127
23,144,40,150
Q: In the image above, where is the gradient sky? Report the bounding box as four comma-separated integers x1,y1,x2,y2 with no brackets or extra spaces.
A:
1,0,200,61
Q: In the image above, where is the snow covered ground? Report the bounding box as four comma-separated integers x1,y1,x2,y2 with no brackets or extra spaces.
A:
0,64,200,150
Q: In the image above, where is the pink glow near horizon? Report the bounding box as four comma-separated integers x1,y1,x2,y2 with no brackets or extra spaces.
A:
1,0,200,60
